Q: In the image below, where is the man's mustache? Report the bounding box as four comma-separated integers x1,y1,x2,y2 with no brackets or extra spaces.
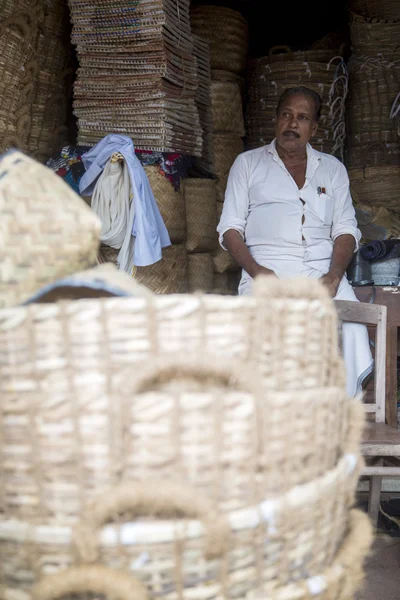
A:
283,130,300,138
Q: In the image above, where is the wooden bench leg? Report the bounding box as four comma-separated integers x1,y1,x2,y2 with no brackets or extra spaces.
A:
368,463,383,528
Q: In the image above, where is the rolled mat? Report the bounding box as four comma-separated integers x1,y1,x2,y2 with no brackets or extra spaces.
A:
360,239,400,261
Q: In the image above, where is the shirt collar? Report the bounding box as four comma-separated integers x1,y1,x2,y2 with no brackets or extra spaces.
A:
267,139,321,166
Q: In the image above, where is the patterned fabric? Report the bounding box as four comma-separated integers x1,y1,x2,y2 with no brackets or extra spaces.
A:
47,145,193,192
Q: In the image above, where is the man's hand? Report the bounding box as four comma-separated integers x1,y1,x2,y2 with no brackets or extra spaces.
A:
251,265,277,279
320,272,341,298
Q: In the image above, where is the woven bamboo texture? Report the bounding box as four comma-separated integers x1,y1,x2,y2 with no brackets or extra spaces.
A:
349,0,400,20
193,35,214,174
245,49,348,159
213,203,239,273
211,81,245,136
347,57,400,147
212,69,246,95
145,166,186,244
0,151,101,309
350,13,400,60
0,447,362,599
213,271,230,294
68,0,203,155
134,244,188,294
190,5,248,75
184,178,217,252
212,133,245,202
0,13,37,152
349,165,400,208
248,510,372,600
188,253,213,293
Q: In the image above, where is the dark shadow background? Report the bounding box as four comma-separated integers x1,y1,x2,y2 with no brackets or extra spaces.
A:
191,0,349,57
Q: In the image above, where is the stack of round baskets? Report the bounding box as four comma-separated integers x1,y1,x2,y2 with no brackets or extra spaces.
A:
0,11,37,152
346,10,400,231
348,0,400,20
246,46,348,159
190,5,248,75
0,263,372,600
183,178,217,294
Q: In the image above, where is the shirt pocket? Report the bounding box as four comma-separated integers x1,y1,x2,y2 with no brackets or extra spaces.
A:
312,192,334,226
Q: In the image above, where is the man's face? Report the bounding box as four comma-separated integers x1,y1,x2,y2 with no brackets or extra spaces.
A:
275,94,319,152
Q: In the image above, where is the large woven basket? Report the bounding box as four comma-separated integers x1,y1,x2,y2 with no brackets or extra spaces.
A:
349,0,400,20
135,244,188,294
183,178,217,252
347,57,400,138
0,452,362,600
188,253,214,293
190,5,248,74
0,348,362,599
0,151,101,309
350,13,400,59
348,165,400,208
211,81,245,136
212,134,245,202
145,166,186,244
0,14,36,151
248,510,372,600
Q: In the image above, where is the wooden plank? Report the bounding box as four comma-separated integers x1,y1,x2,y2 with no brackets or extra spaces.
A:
334,300,386,326
363,466,400,476
386,325,398,428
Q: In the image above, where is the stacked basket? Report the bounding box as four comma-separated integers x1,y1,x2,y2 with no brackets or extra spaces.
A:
246,46,349,160
346,3,400,237
0,219,372,600
0,8,37,152
191,5,248,294
68,0,202,156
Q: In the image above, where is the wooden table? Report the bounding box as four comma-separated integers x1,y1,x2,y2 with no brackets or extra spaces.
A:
354,286,400,427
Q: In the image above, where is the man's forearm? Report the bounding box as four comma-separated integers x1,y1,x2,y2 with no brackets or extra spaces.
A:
222,229,274,278
328,234,356,279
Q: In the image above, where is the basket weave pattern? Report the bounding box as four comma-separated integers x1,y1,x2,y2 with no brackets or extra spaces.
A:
190,5,248,75
211,81,245,136
212,133,245,202
188,253,213,292
135,244,188,294
184,178,217,252
145,166,186,244
0,151,101,308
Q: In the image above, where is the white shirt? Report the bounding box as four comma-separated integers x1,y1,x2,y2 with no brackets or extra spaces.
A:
217,140,361,279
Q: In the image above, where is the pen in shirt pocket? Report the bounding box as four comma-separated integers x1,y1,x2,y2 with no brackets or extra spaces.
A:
317,186,326,195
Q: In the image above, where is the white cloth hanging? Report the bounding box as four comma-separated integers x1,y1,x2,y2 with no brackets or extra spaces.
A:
91,154,135,273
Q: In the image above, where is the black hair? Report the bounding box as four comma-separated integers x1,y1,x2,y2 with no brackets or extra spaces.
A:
276,86,322,122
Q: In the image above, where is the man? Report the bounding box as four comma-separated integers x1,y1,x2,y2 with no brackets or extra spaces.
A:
217,86,373,397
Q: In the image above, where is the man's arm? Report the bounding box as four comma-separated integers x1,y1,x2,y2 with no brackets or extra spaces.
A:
223,230,276,279
321,234,355,297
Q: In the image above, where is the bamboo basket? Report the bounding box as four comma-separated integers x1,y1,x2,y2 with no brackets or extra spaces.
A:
183,178,217,252
0,14,36,151
213,271,230,294
350,13,400,59
348,165,400,208
347,58,400,138
190,5,248,74
211,69,246,96
212,133,245,202
145,166,186,244
0,451,362,600
0,359,363,600
0,151,101,309
211,81,245,136
188,253,214,293
248,510,372,600
349,0,400,20
134,244,188,294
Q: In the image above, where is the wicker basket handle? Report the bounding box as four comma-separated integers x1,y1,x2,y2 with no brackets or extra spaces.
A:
0,15,32,41
366,142,389,160
269,45,291,56
31,565,149,600
73,480,231,563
